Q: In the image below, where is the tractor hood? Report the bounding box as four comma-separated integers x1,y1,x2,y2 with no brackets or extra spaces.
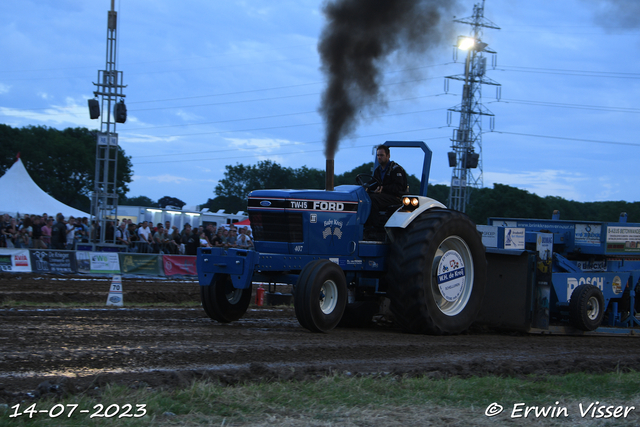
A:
246,185,371,255
247,185,368,212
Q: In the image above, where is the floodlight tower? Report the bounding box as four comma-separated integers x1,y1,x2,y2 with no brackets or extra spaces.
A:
88,0,127,245
445,0,500,213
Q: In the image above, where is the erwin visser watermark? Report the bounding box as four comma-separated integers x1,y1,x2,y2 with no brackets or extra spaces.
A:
485,402,636,419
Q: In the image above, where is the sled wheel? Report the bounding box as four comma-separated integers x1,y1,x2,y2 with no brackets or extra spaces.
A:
569,284,605,331
387,209,486,334
294,259,347,332
200,273,252,323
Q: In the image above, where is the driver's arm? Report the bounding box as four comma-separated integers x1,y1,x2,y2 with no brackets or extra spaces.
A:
368,171,381,192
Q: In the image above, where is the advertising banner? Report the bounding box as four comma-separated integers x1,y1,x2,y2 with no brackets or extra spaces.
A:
30,250,77,273
76,251,91,273
574,224,602,247
119,253,163,276
89,252,121,274
504,228,525,250
606,226,640,254
162,255,197,276
476,225,498,248
0,249,32,272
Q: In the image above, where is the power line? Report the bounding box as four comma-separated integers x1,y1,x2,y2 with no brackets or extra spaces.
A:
128,75,450,113
134,127,451,164
128,82,324,104
493,131,640,148
489,98,640,114
128,62,454,105
497,65,640,80
125,92,453,132
129,104,449,142
500,65,640,77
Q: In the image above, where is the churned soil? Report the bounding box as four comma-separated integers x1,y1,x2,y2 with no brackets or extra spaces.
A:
1,272,640,403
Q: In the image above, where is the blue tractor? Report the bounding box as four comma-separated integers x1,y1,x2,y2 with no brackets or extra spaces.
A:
197,141,487,334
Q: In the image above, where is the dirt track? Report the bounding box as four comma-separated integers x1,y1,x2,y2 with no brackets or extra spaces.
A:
1,272,640,403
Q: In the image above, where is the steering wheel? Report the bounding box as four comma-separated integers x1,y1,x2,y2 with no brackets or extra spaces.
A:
355,173,379,190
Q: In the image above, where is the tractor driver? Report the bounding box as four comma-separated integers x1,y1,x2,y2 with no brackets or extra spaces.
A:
365,145,407,227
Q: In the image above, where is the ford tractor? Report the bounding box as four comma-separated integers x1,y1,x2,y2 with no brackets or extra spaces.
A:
197,141,487,334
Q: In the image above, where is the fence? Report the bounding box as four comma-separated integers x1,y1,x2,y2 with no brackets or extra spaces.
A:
0,248,197,277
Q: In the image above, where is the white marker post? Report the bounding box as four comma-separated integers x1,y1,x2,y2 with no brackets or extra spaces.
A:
106,275,123,307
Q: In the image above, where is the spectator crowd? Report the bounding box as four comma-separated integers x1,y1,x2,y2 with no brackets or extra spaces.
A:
0,212,253,256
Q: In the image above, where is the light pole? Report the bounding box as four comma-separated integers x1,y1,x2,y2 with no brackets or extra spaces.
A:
445,1,500,213
88,0,127,247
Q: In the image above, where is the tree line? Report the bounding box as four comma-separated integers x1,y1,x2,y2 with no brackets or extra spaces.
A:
0,124,133,212
2,125,639,224
204,161,640,225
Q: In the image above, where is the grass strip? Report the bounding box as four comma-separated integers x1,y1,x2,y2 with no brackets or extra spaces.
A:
1,371,639,426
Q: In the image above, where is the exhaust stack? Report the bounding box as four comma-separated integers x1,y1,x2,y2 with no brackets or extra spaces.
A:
325,158,334,191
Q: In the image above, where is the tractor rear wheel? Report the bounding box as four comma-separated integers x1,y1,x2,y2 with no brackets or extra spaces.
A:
569,284,604,331
294,259,347,332
200,274,252,323
387,209,486,334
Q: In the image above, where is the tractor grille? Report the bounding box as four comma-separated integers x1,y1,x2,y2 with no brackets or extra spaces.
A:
249,212,303,243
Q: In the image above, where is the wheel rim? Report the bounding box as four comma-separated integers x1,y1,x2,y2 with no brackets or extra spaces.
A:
319,280,338,315
225,282,243,305
586,296,601,321
431,236,474,317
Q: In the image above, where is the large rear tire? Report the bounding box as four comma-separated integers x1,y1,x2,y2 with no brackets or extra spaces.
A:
294,259,347,332
387,209,486,334
200,274,252,323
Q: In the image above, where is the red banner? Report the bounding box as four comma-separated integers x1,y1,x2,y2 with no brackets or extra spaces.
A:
162,255,197,276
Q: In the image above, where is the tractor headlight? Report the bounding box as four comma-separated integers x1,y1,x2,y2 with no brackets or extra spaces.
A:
402,197,420,211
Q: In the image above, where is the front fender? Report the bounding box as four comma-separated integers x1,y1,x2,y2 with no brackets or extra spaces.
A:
197,247,260,289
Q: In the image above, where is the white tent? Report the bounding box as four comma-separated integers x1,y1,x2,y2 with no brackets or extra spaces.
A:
0,158,89,219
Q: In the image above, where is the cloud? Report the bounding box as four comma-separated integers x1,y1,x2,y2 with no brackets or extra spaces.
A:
484,169,587,201
236,1,271,18
175,109,203,122
224,136,298,154
136,174,192,185
0,97,96,128
0,83,11,94
121,133,184,146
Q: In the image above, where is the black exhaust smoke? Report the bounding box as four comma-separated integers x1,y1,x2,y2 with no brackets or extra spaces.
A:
591,0,640,28
318,0,459,169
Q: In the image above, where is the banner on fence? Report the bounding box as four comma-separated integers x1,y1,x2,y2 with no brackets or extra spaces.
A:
162,255,197,276
89,252,121,274
119,253,163,276
30,250,77,273
0,249,32,272
76,251,91,273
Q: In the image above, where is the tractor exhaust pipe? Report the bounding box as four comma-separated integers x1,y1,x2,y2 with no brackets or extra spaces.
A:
325,158,334,191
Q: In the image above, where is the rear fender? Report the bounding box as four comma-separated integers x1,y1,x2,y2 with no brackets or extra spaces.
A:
384,196,446,229
197,248,259,289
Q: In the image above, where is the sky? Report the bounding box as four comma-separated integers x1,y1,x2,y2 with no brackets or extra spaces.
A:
1,0,640,211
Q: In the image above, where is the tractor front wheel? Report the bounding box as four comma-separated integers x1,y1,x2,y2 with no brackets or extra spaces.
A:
200,274,252,323
294,259,347,332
